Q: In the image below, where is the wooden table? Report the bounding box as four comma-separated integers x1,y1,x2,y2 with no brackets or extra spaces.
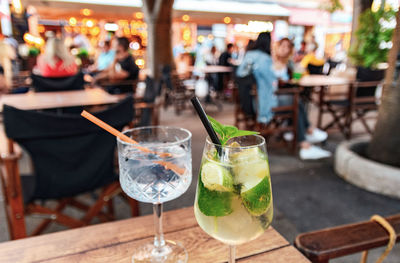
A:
0,88,120,112
190,65,233,74
0,207,310,263
298,75,350,87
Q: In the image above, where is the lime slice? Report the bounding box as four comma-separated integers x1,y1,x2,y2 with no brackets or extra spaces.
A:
232,148,269,185
241,176,272,216
197,177,233,217
201,162,234,192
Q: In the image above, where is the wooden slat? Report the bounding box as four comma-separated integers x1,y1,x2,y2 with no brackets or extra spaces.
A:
0,206,197,263
295,214,400,262
39,226,288,263
239,246,311,263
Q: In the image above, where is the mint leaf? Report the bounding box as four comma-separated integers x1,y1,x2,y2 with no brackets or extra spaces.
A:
207,116,259,146
207,115,225,139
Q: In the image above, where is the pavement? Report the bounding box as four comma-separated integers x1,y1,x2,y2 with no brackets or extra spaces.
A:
0,100,399,262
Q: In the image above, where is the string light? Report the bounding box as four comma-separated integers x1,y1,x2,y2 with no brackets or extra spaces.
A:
224,17,231,24
182,15,190,22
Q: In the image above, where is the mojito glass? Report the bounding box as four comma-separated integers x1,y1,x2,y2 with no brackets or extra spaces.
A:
194,135,273,262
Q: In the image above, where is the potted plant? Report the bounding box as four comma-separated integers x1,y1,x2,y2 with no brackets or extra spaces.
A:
27,46,40,71
348,7,396,81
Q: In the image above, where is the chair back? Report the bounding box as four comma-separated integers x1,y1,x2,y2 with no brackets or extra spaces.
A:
3,96,133,201
353,81,381,98
31,71,84,92
307,64,323,75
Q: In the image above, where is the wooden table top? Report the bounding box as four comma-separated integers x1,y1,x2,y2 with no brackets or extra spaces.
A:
0,207,310,263
0,88,120,112
298,75,351,87
190,65,233,74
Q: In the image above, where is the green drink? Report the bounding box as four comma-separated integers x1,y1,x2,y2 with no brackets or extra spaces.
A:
194,135,273,246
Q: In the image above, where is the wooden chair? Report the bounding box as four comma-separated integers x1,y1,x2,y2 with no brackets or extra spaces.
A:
164,74,195,115
346,81,382,138
0,97,139,240
317,81,382,139
295,214,400,263
31,71,85,92
233,85,300,153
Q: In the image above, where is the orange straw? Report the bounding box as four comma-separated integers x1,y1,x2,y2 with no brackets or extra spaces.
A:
81,110,185,175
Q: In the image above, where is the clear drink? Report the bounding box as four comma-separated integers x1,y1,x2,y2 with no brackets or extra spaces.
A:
117,126,192,263
194,135,273,246
119,143,192,203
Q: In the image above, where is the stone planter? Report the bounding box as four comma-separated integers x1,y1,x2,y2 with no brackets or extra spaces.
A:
335,138,400,199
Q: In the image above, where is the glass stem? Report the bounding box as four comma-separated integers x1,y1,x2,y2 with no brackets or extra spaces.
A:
153,203,166,251
229,245,236,263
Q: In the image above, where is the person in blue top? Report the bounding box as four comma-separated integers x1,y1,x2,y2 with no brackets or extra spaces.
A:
237,32,331,160
89,40,115,73
237,32,278,124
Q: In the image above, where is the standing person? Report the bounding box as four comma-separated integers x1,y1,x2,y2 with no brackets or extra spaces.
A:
273,38,330,160
34,37,78,78
217,43,234,93
205,46,219,91
94,37,139,94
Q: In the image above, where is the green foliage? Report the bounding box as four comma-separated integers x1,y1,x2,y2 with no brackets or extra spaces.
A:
77,48,89,59
28,46,40,57
349,8,396,69
207,115,259,145
322,0,344,13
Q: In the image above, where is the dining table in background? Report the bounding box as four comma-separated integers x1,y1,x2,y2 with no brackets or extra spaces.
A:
0,206,310,263
0,88,120,112
297,74,351,88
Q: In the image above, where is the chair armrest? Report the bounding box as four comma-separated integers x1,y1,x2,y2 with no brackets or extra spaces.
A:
295,214,400,263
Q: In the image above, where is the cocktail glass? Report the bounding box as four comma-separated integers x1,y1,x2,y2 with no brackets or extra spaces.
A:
194,135,273,263
117,126,192,263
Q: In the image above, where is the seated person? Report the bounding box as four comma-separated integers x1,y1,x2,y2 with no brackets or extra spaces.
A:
34,37,78,78
273,38,330,160
300,42,325,75
94,37,139,94
89,40,115,73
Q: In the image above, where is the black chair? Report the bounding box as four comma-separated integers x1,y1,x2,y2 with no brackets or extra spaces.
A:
307,64,324,75
31,71,84,92
1,96,139,239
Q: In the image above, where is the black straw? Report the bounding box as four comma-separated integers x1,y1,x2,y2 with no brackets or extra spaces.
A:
190,96,222,155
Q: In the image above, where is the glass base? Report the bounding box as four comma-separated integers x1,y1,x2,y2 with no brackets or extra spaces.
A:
131,240,188,263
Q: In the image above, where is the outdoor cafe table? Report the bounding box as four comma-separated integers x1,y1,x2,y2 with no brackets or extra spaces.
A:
0,88,120,112
189,65,233,74
298,75,351,87
0,207,310,262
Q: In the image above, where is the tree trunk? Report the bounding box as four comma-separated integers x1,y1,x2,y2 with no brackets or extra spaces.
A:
142,0,174,80
367,10,400,167
350,0,374,47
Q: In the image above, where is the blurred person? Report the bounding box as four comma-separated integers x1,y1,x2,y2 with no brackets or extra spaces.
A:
34,37,78,77
293,40,307,63
217,43,235,92
205,46,219,90
72,32,91,50
219,43,234,67
300,42,325,74
273,38,330,160
0,35,15,90
93,37,139,94
89,40,115,73
204,46,219,66
237,33,330,160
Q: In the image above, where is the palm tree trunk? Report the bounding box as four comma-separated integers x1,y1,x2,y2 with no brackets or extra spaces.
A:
367,10,400,167
142,0,174,80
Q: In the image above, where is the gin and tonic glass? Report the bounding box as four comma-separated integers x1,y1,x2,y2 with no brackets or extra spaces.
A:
194,135,273,262
117,126,192,263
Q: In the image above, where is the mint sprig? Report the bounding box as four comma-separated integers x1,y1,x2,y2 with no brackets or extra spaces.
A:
207,115,259,145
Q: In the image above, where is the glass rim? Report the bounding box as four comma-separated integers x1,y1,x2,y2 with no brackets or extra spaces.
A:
205,134,265,149
117,126,192,147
